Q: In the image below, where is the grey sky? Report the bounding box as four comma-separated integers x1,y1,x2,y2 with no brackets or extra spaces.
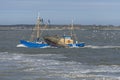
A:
1,0,120,25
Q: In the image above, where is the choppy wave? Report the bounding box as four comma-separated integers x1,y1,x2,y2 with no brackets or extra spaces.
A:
0,52,120,80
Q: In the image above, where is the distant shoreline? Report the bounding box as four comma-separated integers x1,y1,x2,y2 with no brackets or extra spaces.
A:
0,24,120,30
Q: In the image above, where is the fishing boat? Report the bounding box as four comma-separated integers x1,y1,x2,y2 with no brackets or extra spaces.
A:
43,21,85,48
17,16,50,48
17,16,85,48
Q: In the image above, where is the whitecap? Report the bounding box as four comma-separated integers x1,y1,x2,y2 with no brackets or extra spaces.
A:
16,44,27,47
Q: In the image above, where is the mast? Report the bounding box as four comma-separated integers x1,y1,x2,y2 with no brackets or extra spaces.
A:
36,16,40,41
30,14,43,42
70,19,78,43
70,20,74,37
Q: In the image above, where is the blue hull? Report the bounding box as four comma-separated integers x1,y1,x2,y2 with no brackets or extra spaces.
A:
68,42,85,48
20,40,50,48
20,40,85,48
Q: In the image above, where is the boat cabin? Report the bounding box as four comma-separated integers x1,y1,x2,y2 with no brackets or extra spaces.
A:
60,36,73,44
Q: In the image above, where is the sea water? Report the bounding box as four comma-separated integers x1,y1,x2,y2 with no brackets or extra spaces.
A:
0,30,120,80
